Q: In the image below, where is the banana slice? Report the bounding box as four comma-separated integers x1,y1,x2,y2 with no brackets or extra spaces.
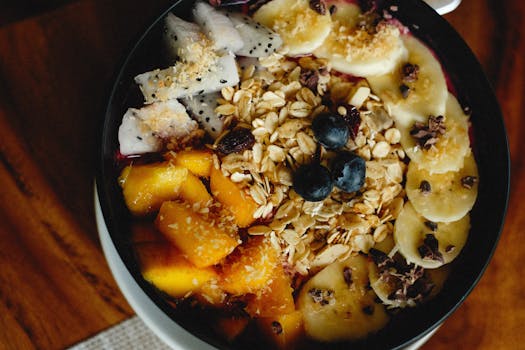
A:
400,93,471,174
394,201,470,269
253,0,332,55
367,35,447,127
406,152,478,222
314,2,407,77
369,256,450,308
297,255,389,342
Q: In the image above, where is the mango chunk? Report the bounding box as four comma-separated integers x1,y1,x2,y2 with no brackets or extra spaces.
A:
119,162,188,215
156,201,240,268
245,265,295,317
165,149,214,177
179,172,212,205
136,242,217,298
220,237,280,295
258,311,304,350
214,317,250,343
210,166,258,228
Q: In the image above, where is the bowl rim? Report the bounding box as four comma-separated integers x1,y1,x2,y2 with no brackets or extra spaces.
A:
96,0,511,348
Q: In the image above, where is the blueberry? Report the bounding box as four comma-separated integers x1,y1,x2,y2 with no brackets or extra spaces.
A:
293,163,333,202
311,113,349,150
331,151,366,193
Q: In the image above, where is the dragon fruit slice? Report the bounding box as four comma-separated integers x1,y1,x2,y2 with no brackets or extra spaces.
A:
164,13,213,63
118,110,162,156
225,11,283,57
118,99,198,155
193,1,244,53
181,92,225,139
135,52,239,103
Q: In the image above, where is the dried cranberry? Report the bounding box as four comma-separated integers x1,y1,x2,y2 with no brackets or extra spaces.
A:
300,69,320,91
216,127,255,154
339,104,361,138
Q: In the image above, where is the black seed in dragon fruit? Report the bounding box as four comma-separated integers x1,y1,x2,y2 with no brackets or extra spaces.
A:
181,92,225,139
135,52,239,103
225,11,283,57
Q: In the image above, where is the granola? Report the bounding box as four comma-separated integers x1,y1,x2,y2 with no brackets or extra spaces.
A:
215,53,407,274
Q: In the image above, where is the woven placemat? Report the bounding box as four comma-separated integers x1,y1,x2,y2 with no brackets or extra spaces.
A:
68,316,171,350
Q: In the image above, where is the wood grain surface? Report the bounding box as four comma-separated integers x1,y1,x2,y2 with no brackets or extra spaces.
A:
0,0,522,349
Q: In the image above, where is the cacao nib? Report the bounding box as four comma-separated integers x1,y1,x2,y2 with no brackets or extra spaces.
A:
408,265,425,283
309,0,327,15
308,288,334,306
461,175,478,189
419,180,431,194
271,321,283,334
388,289,406,302
343,267,353,286
418,234,444,263
369,248,394,269
410,115,446,149
216,127,255,154
329,4,337,14
362,305,374,315
424,221,438,232
404,276,434,303
401,63,420,83
399,84,411,99
372,249,434,308
428,115,446,135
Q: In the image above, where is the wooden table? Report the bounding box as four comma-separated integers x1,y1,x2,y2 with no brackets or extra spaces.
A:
0,0,522,349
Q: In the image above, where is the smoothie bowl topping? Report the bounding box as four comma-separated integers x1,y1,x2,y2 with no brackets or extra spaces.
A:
115,0,479,347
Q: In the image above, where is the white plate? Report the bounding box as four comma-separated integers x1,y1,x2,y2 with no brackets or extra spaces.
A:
424,0,462,14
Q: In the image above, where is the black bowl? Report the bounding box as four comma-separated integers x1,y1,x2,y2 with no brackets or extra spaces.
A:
96,0,510,349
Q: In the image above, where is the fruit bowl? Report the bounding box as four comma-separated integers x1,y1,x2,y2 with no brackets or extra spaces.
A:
96,0,509,348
